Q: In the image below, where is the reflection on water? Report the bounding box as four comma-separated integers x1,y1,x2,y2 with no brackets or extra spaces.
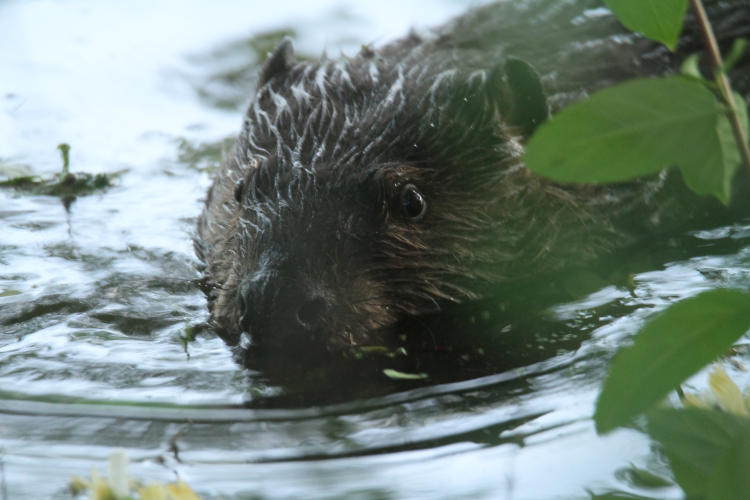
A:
1,0,749,498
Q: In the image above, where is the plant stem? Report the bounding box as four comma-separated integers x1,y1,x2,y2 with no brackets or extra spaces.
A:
689,0,750,177
57,143,71,177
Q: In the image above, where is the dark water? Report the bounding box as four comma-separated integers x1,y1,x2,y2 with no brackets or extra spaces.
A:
2,1,750,498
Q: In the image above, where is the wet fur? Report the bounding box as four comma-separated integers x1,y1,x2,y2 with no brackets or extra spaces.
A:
196,0,749,353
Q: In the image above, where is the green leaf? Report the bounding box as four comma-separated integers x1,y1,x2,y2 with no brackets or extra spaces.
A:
679,53,702,80
708,423,750,500
732,92,750,139
604,0,687,51
680,108,739,204
594,289,750,434
525,76,737,203
647,408,750,498
721,38,748,74
686,90,749,204
730,90,749,145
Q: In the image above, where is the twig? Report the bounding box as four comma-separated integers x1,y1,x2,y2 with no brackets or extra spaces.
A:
689,0,750,177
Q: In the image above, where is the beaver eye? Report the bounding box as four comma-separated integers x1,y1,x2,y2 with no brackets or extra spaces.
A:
399,183,426,221
234,178,245,203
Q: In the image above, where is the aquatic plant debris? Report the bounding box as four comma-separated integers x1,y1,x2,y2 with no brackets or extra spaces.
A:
0,143,118,201
383,368,429,380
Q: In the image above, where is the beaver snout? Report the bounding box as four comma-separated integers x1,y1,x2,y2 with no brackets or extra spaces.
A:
237,279,331,337
236,274,272,336
235,256,342,345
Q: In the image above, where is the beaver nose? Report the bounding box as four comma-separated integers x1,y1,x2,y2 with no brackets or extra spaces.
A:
295,296,328,330
237,277,270,331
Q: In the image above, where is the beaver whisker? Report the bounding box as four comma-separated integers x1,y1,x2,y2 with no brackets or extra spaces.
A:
196,0,750,360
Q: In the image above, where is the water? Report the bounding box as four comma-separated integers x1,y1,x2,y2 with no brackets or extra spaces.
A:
2,1,750,498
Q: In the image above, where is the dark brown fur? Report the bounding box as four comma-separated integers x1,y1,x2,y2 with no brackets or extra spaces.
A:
196,0,749,359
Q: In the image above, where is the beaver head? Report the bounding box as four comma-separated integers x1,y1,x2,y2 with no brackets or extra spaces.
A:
194,35,554,352
195,28,634,360
192,2,750,391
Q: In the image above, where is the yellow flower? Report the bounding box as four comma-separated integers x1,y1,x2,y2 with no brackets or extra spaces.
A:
69,451,202,500
139,483,168,500
69,476,89,496
165,479,202,500
89,468,115,500
708,366,748,416
681,365,750,416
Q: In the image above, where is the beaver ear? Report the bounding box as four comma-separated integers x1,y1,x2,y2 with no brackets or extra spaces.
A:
500,57,549,136
258,37,296,88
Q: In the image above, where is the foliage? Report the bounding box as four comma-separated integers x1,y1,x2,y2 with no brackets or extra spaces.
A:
594,289,750,433
523,0,750,498
647,408,750,500
603,0,687,51
524,76,740,202
525,6,749,204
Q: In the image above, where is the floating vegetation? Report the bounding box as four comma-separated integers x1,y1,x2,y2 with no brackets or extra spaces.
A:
382,368,428,381
179,323,196,358
0,143,120,207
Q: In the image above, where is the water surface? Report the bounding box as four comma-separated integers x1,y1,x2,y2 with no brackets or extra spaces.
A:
2,1,750,498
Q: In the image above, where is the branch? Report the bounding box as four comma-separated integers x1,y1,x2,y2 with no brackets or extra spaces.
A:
689,0,750,177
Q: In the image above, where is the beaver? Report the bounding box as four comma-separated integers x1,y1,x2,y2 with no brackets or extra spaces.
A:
196,0,750,368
